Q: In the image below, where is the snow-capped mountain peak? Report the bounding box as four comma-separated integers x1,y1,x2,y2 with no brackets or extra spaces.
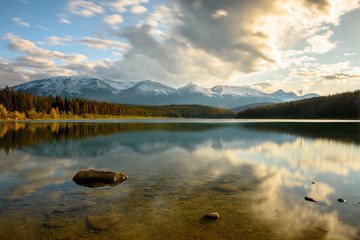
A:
211,85,267,97
178,83,214,97
10,76,319,109
271,89,298,102
130,80,177,95
102,79,137,93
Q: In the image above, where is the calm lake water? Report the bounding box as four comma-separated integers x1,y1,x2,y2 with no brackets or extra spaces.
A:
0,120,360,240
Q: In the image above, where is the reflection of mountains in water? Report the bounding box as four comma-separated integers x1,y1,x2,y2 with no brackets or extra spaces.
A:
243,122,360,145
1,121,359,156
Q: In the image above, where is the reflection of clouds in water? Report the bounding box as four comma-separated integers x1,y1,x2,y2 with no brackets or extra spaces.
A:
1,126,360,239
252,164,357,240
3,134,358,200
307,182,335,205
248,138,360,175
157,140,359,239
0,151,78,200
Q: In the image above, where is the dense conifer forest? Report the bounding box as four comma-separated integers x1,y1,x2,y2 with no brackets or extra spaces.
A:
237,90,360,119
0,87,235,120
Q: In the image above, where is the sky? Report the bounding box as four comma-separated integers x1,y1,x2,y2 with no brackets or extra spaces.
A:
0,0,360,95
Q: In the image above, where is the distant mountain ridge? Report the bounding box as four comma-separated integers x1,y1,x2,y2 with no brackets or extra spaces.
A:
11,76,319,109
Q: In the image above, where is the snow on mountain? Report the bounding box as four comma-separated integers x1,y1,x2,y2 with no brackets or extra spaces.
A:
178,83,214,97
12,76,117,96
10,76,319,109
102,79,137,93
130,80,177,95
271,89,298,102
211,85,269,98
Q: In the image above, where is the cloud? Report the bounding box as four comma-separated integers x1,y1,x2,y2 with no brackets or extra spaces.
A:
2,0,360,90
76,36,130,50
305,30,337,54
212,9,228,19
66,0,104,17
36,25,47,30
0,34,89,86
76,24,236,86
12,17,30,27
13,56,56,70
249,82,274,91
59,18,71,24
130,5,148,14
0,63,31,86
57,14,71,24
103,14,123,25
322,73,360,81
2,33,20,40
283,61,360,94
6,34,86,63
59,59,112,76
290,61,360,81
344,52,357,56
145,4,174,38
104,0,149,13
37,36,72,46
170,0,360,75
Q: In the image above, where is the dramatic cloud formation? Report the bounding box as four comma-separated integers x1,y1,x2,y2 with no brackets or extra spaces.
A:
0,0,360,94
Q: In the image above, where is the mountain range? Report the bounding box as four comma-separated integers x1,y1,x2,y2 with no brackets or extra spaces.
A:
11,76,319,109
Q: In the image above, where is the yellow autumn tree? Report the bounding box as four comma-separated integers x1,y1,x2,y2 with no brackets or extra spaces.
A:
0,104,8,119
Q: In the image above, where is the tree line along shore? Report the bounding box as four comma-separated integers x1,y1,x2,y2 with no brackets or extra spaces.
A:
0,87,235,120
1,86,359,120
236,90,360,119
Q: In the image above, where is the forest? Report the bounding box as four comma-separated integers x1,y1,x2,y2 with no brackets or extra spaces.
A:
237,90,360,119
0,87,235,120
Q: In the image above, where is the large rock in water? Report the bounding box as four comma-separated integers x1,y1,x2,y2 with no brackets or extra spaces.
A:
73,169,128,188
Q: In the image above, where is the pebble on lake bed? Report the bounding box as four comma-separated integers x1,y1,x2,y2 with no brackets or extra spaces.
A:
86,215,119,230
206,212,220,219
304,196,317,202
337,198,346,202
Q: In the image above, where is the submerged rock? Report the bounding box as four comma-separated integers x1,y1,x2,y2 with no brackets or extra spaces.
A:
73,169,128,188
43,220,66,228
86,215,118,230
206,212,220,219
337,198,346,202
304,196,317,202
54,201,96,213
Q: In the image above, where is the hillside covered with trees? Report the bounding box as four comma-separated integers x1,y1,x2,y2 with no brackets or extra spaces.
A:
0,87,235,120
237,90,360,119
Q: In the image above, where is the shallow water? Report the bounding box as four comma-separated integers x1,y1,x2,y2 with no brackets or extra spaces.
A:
0,120,360,239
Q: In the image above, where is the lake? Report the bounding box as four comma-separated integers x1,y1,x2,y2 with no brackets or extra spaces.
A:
0,119,360,240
